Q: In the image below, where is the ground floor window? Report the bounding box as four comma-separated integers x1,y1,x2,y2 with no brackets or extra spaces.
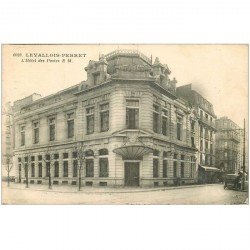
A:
99,158,109,177
54,161,59,177
153,159,159,178
173,161,177,178
190,156,196,178
163,160,167,178
63,161,68,177
86,159,94,177
38,162,42,177
18,164,22,181
46,162,50,177
31,163,35,177
73,160,78,177
181,162,184,178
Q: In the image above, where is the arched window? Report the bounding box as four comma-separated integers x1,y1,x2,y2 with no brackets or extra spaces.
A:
163,151,168,158
85,149,94,157
99,148,109,156
153,150,159,156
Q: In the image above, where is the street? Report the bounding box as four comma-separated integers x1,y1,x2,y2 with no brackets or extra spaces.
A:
1,183,248,205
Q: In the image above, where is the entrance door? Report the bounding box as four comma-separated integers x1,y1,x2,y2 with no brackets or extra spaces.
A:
125,162,140,186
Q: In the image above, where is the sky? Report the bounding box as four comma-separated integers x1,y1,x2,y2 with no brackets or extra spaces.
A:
2,44,248,127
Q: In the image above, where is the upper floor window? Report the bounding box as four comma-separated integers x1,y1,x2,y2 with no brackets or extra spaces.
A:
49,117,56,141
162,108,169,136
177,116,183,141
191,136,195,148
33,122,39,144
100,103,109,132
153,104,160,133
205,128,209,139
126,100,139,129
210,144,213,154
200,126,203,138
20,125,25,146
210,131,213,141
67,113,74,138
205,155,209,165
191,120,195,132
86,107,94,134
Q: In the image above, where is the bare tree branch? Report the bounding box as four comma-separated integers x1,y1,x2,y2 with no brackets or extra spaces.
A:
74,142,87,191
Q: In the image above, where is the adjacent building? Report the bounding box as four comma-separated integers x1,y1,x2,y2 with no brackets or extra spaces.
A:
12,50,199,187
177,84,219,183
215,117,242,174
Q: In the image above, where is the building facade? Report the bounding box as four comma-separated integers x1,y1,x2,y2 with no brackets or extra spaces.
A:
176,84,219,183
13,50,199,187
215,117,242,174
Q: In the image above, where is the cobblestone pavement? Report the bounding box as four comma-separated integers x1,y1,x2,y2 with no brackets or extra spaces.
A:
1,182,248,205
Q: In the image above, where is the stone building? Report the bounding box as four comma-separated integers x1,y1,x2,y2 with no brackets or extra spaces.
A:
176,84,219,183
215,117,242,174
13,50,198,187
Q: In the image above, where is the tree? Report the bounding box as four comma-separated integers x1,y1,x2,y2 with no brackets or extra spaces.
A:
21,152,31,188
42,147,56,189
74,142,86,191
5,154,13,187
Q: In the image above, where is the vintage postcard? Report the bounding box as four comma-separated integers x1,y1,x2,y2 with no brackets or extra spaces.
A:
1,44,248,205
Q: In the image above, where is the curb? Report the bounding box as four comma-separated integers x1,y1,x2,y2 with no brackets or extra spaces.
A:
5,183,222,194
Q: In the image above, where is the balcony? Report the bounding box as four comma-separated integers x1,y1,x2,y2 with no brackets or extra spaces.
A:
227,133,241,143
199,116,216,129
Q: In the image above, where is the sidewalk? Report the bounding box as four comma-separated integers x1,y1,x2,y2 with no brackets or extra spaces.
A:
3,182,223,194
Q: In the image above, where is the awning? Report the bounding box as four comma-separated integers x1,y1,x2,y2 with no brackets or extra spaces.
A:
113,145,153,160
200,165,222,172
